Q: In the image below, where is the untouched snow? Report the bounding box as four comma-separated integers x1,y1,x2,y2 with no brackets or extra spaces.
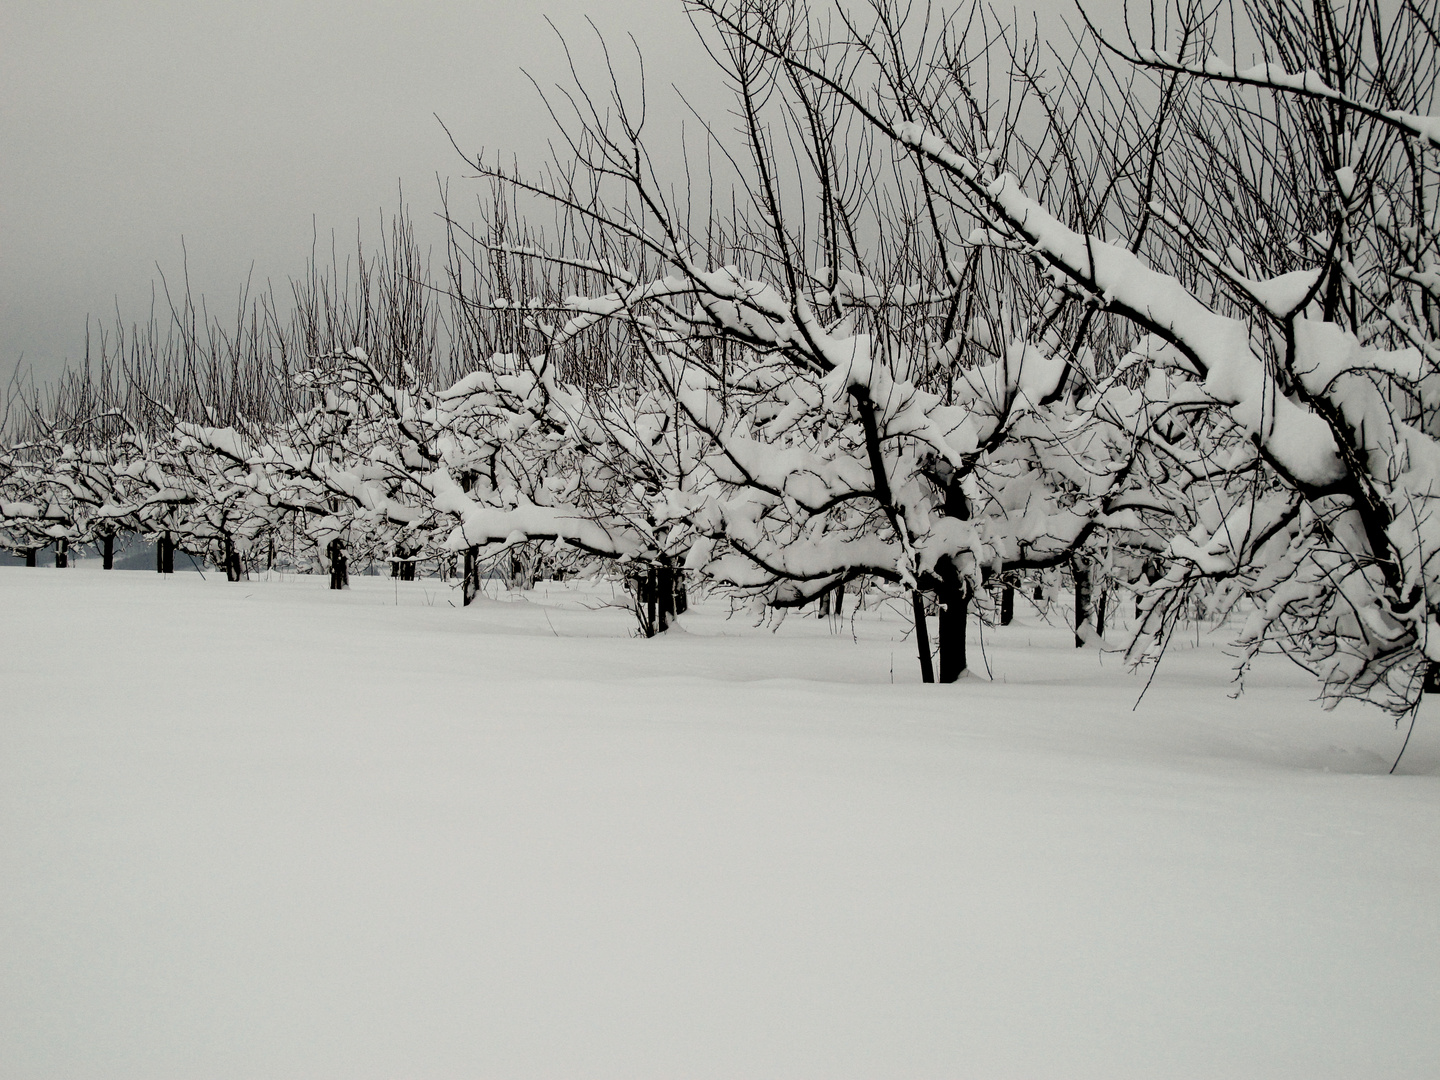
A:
1,568,1437,1079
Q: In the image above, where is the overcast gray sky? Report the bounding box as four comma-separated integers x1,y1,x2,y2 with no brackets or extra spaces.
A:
3,0,1090,388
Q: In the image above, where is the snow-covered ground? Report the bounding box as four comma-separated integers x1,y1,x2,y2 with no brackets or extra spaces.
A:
2,567,1436,1079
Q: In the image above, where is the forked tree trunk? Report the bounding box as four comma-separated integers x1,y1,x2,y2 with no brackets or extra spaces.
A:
635,563,685,637
327,537,348,590
392,546,417,581
55,538,68,568
936,560,969,683
462,545,480,606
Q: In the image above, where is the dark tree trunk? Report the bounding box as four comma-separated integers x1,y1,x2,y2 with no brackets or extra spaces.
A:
634,563,682,637
645,568,659,637
1095,588,1108,639
834,581,844,616
912,590,935,683
55,538,68,569
1033,582,1043,601
673,567,688,615
223,536,243,581
155,533,176,574
25,547,38,568
656,564,676,632
505,548,532,590
818,589,831,617
925,471,966,682
327,537,348,590
936,560,969,683
1000,581,1014,626
463,545,480,606
101,533,114,570
1073,557,1091,648
392,546,417,581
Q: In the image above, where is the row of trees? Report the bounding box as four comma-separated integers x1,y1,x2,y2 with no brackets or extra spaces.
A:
4,0,1437,711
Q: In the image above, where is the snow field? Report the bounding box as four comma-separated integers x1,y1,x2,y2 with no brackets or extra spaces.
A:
1,568,1437,1078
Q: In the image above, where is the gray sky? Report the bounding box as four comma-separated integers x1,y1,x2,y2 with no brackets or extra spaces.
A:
3,0,1088,388
1,0,724,386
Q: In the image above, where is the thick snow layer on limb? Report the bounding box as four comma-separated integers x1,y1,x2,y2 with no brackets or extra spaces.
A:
895,120,1345,488
1240,268,1326,318
1292,320,1427,395
1170,490,1299,576
1130,51,1440,147
430,467,643,558
703,530,901,587
175,423,253,465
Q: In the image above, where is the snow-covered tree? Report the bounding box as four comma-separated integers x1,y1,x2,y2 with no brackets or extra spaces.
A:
703,0,1439,708
438,0,1181,679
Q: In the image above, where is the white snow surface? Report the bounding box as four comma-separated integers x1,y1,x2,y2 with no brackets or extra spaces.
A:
2,568,1437,1079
